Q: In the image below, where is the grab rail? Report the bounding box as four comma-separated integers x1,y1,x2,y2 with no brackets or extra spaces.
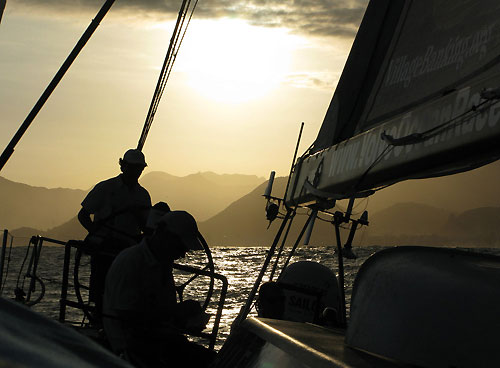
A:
173,263,228,350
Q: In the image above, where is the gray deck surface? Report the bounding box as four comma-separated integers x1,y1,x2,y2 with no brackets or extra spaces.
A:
245,318,406,368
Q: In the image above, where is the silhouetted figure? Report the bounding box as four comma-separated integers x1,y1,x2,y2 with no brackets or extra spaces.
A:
77,149,151,321
102,211,214,367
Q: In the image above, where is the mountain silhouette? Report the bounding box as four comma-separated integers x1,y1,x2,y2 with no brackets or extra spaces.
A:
199,180,500,247
3,172,265,243
367,202,450,236
442,207,500,246
367,160,500,214
3,160,500,247
198,176,349,247
141,171,265,221
0,176,85,231
361,203,500,247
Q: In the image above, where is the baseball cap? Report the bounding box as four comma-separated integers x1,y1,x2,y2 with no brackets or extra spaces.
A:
122,149,147,166
158,211,203,251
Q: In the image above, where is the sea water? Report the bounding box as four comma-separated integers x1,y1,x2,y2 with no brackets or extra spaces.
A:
1,245,498,348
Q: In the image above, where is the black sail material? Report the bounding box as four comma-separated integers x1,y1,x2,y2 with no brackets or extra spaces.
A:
313,0,500,152
289,0,500,206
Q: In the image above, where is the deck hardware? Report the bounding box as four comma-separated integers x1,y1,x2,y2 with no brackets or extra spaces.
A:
263,171,276,198
269,210,297,281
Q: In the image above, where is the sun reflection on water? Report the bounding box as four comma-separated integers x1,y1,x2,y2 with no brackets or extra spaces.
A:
8,245,489,350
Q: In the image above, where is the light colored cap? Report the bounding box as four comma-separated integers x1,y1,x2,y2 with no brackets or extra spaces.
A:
158,211,203,251
122,149,147,166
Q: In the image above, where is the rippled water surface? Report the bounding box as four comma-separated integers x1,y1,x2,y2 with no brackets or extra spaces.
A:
1,244,499,349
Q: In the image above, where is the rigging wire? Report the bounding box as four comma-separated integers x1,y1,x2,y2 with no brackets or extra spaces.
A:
353,144,394,192
349,90,500,195
0,0,116,172
422,100,493,139
353,225,368,247
381,97,496,147
137,0,199,151
356,196,370,214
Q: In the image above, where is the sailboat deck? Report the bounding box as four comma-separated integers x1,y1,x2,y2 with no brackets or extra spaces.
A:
213,317,407,368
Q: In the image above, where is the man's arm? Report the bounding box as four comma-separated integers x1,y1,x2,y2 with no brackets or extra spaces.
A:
79,180,108,234
78,208,95,233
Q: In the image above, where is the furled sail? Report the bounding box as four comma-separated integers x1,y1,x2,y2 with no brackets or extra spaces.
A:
287,0,500,207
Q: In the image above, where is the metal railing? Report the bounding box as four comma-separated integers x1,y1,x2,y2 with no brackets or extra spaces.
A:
26,236,66,305
2,234,66,305
173,263,228,350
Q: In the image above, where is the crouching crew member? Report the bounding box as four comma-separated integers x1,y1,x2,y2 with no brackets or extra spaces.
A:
103,210,214,367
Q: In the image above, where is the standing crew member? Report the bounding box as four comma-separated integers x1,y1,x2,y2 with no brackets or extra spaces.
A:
78,149,152,319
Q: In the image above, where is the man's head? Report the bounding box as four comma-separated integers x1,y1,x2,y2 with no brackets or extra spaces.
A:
119,149,147,183
145,202,171,235
149,211,203,262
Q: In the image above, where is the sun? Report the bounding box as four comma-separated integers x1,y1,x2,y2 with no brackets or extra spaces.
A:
175,19,301,103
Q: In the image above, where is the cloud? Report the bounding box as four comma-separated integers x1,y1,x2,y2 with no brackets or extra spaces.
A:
284,71,341,91
11,0,368,38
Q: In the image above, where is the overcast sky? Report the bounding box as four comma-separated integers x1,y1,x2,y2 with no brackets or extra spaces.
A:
12,0,366,37
0,0,367,189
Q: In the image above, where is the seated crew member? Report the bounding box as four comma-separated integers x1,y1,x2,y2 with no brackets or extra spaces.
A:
77,149,152,319
102,210,214,367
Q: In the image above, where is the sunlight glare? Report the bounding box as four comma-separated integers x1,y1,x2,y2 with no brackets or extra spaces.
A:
176,19,303,103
